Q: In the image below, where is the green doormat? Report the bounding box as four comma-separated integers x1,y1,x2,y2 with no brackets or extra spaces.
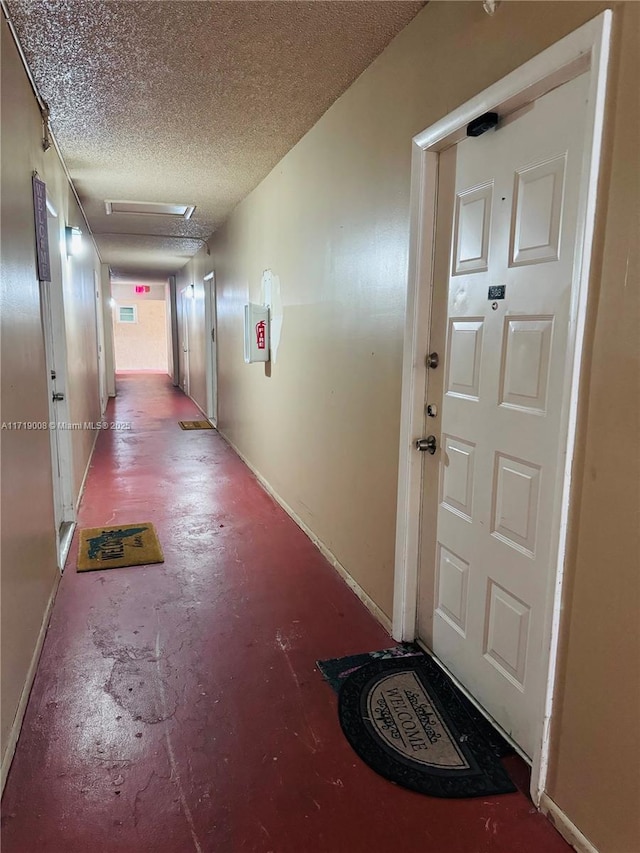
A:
77,523,164,572
337,656,517,798
178,420,214,430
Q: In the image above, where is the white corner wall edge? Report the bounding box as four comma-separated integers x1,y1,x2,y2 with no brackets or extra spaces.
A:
1,572,61,793
219,429,392,634
540,794,600,853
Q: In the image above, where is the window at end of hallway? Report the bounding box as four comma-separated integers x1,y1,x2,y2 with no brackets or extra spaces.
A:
118,305,137,324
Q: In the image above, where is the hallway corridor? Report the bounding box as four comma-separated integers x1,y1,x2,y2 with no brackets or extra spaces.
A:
1,375,571,853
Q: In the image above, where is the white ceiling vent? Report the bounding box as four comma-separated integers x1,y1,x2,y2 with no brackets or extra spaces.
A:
104,200,195,219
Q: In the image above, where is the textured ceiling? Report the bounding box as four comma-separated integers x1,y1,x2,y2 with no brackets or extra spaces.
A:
7,0,426,280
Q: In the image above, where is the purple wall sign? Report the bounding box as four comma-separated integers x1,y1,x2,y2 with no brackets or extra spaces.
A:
32,174,51,281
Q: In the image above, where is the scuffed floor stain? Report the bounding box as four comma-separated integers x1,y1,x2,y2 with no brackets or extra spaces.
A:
105,658,177,724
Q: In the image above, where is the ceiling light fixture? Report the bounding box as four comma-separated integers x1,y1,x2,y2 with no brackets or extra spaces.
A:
65,225,83,257
104,200,195,220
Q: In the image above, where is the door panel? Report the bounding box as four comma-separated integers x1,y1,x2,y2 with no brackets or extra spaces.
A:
417,72,590,758
94,269,107,414
510,155,565,265
204,275,218,423
179,287,191,396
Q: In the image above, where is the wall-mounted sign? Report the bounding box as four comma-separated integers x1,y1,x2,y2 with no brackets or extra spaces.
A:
32,174,51,281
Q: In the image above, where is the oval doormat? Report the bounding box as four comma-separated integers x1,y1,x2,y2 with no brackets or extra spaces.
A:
338,657,517,798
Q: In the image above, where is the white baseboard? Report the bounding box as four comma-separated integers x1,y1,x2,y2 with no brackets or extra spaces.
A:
75,425,101,513
540,793,599,853
1,572,61,793
219,430,392,635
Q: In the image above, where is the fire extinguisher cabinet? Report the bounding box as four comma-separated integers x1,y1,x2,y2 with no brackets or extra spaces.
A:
243,303,270,363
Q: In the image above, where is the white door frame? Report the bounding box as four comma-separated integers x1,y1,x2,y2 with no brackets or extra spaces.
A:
180,285,192,397
44,200,76,568
392,12,611,805
169,276,180,387
204,271,218,425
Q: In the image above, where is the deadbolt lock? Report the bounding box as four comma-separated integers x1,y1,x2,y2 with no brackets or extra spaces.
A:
426,352,439,369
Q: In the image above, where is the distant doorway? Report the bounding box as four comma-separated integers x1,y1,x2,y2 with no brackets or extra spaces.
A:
112,284,170,374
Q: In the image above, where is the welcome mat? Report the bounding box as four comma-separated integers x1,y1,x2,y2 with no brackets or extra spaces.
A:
77,523,164,572
178,420,214,430
337,656,517,798
318,646,513,759
317,644,423,692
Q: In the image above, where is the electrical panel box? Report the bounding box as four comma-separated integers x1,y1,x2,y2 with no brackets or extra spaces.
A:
244,303,270,363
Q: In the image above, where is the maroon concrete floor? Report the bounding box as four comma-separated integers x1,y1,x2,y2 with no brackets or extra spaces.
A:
1,375,571,853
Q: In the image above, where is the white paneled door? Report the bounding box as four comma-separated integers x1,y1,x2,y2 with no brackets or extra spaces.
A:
204,273,218,425
417,72,590,759
43,206,76,568
180,287,191,397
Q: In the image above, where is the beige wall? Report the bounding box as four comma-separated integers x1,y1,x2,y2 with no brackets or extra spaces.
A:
177,3,639,851
112,284,169,372
1,16,102,772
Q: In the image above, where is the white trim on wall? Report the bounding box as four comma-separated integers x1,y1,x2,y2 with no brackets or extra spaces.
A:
540,794,600,853
392,10,612,808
